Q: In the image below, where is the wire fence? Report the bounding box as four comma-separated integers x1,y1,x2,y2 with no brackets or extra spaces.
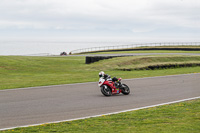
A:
70,42,200,54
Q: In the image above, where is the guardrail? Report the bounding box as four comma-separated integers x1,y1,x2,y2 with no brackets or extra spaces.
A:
70,42,200,54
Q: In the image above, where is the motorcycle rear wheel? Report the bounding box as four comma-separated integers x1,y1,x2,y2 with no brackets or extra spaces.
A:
101,85,112,96
121,84,130,95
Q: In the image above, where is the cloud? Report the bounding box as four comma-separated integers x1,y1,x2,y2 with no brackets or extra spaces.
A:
0,0,199,38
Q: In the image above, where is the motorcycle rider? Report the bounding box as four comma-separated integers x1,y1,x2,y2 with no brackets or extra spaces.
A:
99,71,121,87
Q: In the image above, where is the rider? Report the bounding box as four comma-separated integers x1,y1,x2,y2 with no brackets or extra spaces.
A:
99,71,121,87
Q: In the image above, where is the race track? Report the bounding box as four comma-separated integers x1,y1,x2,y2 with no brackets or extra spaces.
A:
73,52,200,57
0,73,200,130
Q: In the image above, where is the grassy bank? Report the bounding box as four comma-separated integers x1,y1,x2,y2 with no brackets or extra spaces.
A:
3,99,200,133
88,55,200,70
0,55,200,90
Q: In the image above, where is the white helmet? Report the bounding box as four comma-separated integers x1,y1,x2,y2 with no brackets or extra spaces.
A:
99,71,105,78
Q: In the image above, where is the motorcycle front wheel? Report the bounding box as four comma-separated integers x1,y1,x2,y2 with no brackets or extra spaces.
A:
101,85,112,96
121,84,130,95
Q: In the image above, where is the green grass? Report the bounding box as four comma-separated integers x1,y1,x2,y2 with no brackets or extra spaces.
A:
3,99,200,133
0,55,200,90
0,56,94,90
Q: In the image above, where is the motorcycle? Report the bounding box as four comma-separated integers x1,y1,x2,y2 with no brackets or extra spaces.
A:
98,77,130,96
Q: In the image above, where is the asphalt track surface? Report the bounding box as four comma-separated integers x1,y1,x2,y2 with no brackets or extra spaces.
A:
0,73,200,130
72,53,200,56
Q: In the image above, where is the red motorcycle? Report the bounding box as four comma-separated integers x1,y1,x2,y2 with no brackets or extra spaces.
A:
98,77,130,96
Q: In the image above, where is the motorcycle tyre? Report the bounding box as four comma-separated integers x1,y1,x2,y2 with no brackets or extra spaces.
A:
101,85,112,96
121,84,130,95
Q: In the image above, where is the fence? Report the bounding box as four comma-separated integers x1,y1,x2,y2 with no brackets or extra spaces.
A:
70,42,200,54
23,53,53,56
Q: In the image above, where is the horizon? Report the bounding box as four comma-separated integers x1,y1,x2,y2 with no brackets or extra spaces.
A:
0,0,200,55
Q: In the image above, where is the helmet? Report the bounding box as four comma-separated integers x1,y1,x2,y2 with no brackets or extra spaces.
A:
99,71,105,78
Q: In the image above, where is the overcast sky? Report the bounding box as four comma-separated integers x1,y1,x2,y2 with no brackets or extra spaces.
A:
0,0,199,41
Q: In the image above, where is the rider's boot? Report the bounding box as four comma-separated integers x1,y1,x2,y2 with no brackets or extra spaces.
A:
118,81,122,88
115,81,122,88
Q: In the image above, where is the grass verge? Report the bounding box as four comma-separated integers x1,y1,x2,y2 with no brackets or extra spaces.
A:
0,55,200,90
2,99,200,133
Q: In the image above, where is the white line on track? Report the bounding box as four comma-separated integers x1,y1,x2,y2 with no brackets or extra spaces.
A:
1,73,199,92
0,96,199,131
